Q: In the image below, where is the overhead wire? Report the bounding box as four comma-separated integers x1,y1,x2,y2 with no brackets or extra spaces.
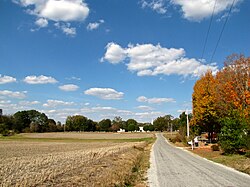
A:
209,0,236,63
201,0,217,60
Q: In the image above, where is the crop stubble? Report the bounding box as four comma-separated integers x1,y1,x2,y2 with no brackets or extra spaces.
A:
0,136,150,187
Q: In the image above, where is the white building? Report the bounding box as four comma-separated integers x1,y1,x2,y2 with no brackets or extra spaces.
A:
139,126,145,132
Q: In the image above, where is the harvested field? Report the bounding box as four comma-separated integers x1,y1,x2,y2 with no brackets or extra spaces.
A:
21,132,154,139
0,138,152,186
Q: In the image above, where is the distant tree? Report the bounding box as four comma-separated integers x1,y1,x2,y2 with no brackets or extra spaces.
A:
0,115,14,131
47,119,57,132
148,125,155,131
99,119,111,132
126,119,137,126
86,119,96,131
65,115,87,131
126,119,138,131
13,111,31,132
143,125,149,131
153,115,173,131
13,110,49,133
112,116,123,131
128,124,136,132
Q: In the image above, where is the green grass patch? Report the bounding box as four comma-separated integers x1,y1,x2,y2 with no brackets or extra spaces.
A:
0,134,155,143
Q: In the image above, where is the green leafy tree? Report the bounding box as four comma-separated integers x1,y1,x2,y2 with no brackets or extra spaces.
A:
99,119,111,132
47,119,57,132
128,124,136,131
153,115,173,131
65,115,87,131
219,113,247,154
13,110,48,132
13,111,31,132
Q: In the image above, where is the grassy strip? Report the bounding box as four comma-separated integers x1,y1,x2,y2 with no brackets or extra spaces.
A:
123,140,154,187
0,134,155,143
191,149,250,175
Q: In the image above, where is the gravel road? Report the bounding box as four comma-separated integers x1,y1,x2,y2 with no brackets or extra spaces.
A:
147,133,250,187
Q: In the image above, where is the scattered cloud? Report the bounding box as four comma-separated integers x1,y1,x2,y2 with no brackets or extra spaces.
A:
84,88,124,100
23,75,58,84
19,100,40,106
0,75,17,84
136,105,154,111
137,96,175,104
171,0,242,22
35,18,48,27
0,90,27,99
135,111,165,120
59,84,79,91
0,100,11,104
66,76,81,81
87,19,104,31
102,43,218,77
15,0,89,35
43,99,75,108
140,0,242,21
54,22,76,36
101,42,126,64
141,0,167,14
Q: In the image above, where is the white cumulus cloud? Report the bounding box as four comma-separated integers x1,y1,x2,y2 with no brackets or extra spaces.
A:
137,96,175,104
101,43,126,64
24,75,58,84
172,0,242,21
102,42,218,77
84,88,124,100
59,84,79,91
0,75,17,84
43,99,75,108
15,0,89,35
0,90,27,99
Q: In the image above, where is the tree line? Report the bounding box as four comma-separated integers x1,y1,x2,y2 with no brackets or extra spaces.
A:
191,54,250,153
0,109,190,135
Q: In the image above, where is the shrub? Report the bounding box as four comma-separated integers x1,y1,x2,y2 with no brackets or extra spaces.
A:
245,151,250,158
211,145,220,151
219,115,247,154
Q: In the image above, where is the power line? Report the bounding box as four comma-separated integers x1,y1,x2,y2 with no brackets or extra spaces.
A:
209,0,236,63
201,0,217,60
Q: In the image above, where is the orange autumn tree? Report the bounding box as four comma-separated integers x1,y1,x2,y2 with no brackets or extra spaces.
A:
215,54,250,121
192,71,218,140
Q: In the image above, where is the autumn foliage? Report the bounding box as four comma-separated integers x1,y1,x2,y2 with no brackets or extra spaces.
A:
192,54,250,152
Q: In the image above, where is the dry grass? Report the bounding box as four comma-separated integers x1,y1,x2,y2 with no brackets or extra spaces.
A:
20,132,154,140
0,138,152,187
191,147,250,175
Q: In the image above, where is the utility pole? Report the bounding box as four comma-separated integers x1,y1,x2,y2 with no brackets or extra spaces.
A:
186,109,190,137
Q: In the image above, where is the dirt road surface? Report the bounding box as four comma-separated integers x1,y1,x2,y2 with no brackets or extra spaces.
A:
147,133,250,187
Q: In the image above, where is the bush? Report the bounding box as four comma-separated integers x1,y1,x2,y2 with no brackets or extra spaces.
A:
0,123,9,136
211,145,220,151
245,151,250,158
219,115,247,154
169,133,183,143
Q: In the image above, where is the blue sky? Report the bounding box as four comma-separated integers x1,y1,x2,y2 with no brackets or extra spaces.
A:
0,0,249,123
